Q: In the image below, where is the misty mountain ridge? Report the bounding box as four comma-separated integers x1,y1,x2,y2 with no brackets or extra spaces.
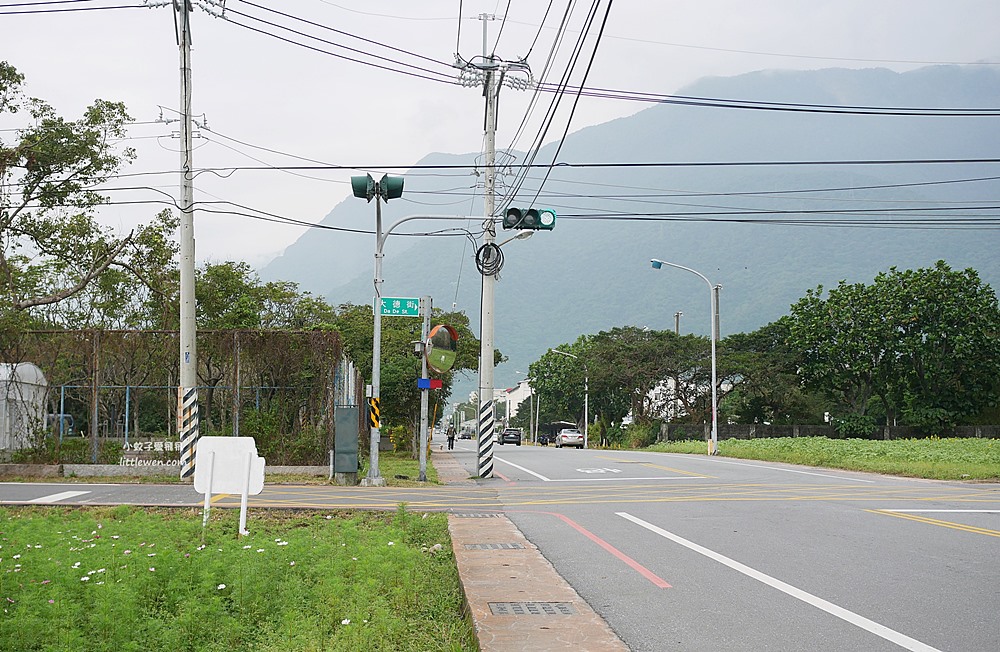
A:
260,65,1000,392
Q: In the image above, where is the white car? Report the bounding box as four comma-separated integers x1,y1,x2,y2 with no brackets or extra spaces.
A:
555,428,584,448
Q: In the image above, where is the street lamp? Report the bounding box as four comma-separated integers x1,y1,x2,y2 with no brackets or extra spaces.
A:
347,182,484,484
549,348,588,449
650,258,720,455
498,231,533,247
352,173,404,486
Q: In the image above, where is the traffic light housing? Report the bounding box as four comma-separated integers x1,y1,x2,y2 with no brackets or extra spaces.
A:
503,207,556,230
379,174,404,200
350,173,403,202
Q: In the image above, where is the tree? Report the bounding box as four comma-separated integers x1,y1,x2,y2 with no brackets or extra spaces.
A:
720,318,826,424
787,261,1000,431
1,61,138,318
877,262,1000,429
528,327,716,434
331,303,487,435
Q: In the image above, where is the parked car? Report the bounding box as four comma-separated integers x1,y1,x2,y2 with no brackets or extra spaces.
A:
555,428,584,448
498,428,522,446
459,429,472,440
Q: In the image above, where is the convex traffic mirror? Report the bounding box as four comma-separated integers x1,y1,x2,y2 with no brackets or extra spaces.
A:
426,324,459,373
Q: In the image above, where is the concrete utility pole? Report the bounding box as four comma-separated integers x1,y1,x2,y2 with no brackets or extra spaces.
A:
176,0,199,480
455,13,533,478
476,13,498,479
418,296,431,482
146,0,226,481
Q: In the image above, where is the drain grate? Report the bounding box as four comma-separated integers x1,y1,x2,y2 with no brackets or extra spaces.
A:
488,602,576,616
453,513,503,518
464,542,524,550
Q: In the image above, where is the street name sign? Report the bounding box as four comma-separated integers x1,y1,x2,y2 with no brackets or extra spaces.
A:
379,296,420,317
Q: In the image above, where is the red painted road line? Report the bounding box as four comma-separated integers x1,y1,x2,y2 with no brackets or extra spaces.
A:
495,471,515,484
526,510,671,588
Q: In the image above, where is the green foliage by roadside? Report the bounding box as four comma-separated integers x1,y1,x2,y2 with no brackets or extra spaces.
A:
0,506,475,651
720,318,827,425
788,261,1000,431
0,61,139,322
331,303,487,432
648,436,1000,480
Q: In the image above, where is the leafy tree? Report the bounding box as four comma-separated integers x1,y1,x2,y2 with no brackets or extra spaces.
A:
787,261,1000,431
788,280,891,421
528,327,719,437
192,261,338,431
877,262,1000,429
528,341,592,430
0,61,138,319
331,303,487,437
721,318,826,424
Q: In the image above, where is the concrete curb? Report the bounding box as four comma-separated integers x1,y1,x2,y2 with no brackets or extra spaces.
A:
430,449,628,651
1,464,330,478
448,514,628,651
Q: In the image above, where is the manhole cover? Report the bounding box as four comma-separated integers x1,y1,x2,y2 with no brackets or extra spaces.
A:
464,543,525,550
488,602,575,616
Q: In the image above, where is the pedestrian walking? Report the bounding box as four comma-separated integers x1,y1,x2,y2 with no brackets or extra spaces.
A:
446,425,456,450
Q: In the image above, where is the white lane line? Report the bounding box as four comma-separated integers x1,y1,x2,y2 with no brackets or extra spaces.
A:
491,457,705,482
705,458,875,483
544,476,704,482
617,512,941,652
492,457,551,481
884,509,1000,513
28,490,91,504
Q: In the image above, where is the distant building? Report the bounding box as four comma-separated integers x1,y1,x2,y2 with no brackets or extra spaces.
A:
0,363,48,452
505,379,533,421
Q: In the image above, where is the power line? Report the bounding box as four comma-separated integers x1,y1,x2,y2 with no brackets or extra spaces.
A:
223,6,456,81
148,158,1000,173
534,83,1000,116
221,14,459,85
0,1,141,14
235,0,453,69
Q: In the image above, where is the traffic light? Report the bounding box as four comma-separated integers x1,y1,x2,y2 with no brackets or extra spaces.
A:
503,207,556,230
350,173,403,202
379,174,404,200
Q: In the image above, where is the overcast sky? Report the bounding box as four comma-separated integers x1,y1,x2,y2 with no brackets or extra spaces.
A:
4,0,999,267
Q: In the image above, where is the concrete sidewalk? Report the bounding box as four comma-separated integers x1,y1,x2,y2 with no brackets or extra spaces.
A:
432,449,628,651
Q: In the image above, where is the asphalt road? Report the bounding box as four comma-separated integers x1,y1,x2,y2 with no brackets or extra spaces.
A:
3,444,998,651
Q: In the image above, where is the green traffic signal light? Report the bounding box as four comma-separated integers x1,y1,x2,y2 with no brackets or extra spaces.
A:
536,208,556,230
503,207,556,230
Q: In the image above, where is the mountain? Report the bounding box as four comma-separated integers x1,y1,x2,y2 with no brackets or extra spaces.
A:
260,65,1000,393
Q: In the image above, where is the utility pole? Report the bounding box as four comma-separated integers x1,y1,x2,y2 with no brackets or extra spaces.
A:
455,13,533,478
145,0,225,481
176,0,199,481
418,296,432,482
476,13,498,479
674,311,682,335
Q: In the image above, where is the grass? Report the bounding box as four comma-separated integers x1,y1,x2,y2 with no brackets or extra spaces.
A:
647,436,1000,480
0,505,475,651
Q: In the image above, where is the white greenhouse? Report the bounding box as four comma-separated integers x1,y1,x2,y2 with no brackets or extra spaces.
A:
0,363,48,451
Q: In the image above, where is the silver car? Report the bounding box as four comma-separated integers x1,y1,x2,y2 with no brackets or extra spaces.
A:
555,428,584,448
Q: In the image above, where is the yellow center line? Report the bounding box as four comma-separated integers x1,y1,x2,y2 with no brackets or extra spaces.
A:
867,509,1000,538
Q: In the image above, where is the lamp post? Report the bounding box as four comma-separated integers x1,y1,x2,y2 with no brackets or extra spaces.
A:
351,173,403,486
350,172,474,484
549,349,588,449
650,258,721,455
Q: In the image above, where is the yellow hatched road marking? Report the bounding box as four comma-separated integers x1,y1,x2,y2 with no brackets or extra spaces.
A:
867,509,1000,538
